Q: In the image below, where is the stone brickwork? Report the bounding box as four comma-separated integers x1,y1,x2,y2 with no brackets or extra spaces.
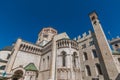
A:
89,12,119,80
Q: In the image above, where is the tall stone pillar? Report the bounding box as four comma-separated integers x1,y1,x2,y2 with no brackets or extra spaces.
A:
6,38,22,73
89,12,119,80
49,37,57,80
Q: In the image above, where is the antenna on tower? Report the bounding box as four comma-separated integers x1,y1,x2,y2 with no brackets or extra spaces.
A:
108,30,113,40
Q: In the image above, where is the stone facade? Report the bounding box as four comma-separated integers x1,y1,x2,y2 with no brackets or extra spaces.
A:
0,12,120,80
109,38,120,74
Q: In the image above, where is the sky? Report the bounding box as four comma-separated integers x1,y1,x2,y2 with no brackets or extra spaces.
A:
0,0,120,49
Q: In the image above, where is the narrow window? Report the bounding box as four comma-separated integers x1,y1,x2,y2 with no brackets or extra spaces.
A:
89,40,94,46
92,50,98,58
82,44,86,49
0,65,6,70
118,58,120,63
62,51,66,67
43,58,45,65
7,54,11,59
83,52,88,60
85,65,91,76
95,63,102,75
47,56,49,68
43,58,45,70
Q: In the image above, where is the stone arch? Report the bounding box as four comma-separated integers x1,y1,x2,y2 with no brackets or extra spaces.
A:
22,44,25,50
12,67,25,80
20,44,23,50
28,46,31,51
24,45,27,51
64,40,67,46
25,45,28,51
12,70,23,80
36,48,38,53
38,49,41,52
60,41,62,47
67,40,69,46
31,47,33,51
32,47,34,52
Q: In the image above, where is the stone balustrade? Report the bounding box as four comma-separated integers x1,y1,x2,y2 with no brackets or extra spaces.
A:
19,41,41,55
56,39,78,50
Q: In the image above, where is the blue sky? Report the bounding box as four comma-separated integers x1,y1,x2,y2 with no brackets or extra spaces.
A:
0,0,120,49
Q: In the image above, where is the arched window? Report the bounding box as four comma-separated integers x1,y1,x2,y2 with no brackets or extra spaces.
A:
73,52,77,67
43,58,45,70
28,46,30,51
20,44,23,50
61,51,66,67
95,63,102,75
12,70,23,80
0,65,6,70
22,44,25,50
25,45,28,51
85,65,91,76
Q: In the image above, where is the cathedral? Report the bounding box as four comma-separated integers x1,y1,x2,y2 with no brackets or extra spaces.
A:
0,12,120,80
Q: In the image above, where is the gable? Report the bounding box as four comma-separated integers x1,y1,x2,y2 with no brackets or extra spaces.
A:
24,63,38,71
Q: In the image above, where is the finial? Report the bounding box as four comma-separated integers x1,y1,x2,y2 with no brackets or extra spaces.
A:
82,32,87,37
78,35,81,40
73,37,76,41
88,30,92,34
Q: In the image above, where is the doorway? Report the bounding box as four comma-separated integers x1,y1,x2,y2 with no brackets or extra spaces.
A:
12,70,23,80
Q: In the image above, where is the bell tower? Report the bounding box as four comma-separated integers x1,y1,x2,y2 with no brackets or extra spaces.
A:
89,12,119,80
36,27,57,46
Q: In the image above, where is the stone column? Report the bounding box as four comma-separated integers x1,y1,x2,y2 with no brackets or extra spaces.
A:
70,45,74,80
49,38,57,80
